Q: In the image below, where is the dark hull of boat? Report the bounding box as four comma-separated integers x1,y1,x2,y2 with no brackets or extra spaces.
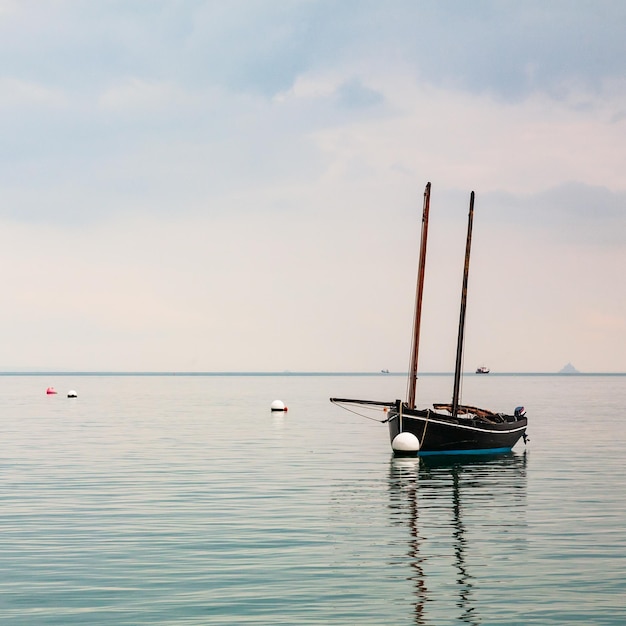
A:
388,403,527,456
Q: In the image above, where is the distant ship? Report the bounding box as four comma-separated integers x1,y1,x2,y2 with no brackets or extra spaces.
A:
381,369,390,374
475,365,490,374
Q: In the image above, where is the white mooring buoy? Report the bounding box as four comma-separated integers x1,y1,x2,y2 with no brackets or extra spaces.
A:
67,390,78,398
271,400,288,412
391,432,420,455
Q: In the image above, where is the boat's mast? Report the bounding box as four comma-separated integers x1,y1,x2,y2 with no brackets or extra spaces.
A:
407,182,431,409
451,191,475,418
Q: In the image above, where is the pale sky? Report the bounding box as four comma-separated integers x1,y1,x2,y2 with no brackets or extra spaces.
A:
1,0,625,373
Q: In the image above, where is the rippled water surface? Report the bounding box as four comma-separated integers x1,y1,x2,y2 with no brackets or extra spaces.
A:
0,373,625,624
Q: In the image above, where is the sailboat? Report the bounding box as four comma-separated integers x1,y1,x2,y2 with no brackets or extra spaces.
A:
330,183,528,456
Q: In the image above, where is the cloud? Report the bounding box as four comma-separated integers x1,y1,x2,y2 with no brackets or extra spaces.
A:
482,183,626,246
0,1,625,371
311,1,626,101
3,1,626,100
335,78,384,109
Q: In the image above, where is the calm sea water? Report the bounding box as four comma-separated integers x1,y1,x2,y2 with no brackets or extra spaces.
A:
0,373,625,625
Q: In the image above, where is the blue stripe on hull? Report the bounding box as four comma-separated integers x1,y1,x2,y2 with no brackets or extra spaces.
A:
417,446,512,456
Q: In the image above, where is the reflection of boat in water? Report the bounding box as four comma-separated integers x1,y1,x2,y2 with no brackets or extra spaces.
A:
331,184,528,455
388,452,528,625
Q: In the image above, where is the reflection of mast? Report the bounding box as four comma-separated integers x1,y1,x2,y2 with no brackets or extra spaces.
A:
390,453,528,626
388,460,428,624
451,466,477,626
407,475,427,624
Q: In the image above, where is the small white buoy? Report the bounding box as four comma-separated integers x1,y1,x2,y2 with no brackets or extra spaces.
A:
271,400,288,412
67,390,78,398
392,432,420,455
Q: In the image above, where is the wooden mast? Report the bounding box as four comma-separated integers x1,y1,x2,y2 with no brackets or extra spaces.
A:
407,182,431,409
451,191,475,418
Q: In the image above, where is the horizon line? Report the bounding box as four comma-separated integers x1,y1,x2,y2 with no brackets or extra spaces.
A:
0,370,624,377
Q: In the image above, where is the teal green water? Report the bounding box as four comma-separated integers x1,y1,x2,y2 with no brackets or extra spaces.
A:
0,374,625,624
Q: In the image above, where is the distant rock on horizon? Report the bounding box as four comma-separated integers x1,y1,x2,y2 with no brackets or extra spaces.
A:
559,362,580,374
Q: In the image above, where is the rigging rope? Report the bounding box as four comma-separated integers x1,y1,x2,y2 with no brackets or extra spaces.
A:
331,402,391,424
